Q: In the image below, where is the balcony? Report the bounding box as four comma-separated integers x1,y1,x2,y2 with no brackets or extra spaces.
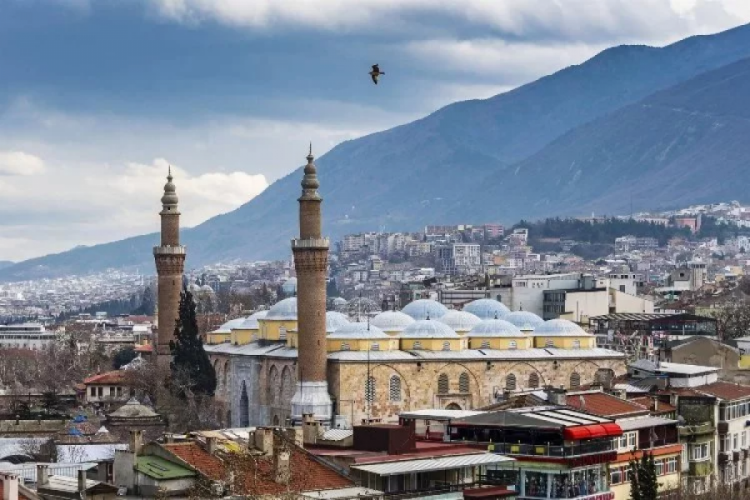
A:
291,237,330,249
718,422,729,435
679,423,715,437
688,460,713,477
486,440,613,459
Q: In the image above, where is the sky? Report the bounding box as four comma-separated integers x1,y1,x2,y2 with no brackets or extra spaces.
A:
1,0,749,262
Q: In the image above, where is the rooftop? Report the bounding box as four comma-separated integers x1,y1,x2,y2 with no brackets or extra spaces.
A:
694,381,750,401
629,359,720,376
564,392,649,418
83,370,126,385
351,453,514,476
135,455,196,480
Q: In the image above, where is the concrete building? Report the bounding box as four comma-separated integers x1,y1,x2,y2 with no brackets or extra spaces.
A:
0,324,55,350
153,168,186,359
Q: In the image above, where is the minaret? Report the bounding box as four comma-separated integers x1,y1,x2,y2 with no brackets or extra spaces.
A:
153,167,186,360
290,145,333,424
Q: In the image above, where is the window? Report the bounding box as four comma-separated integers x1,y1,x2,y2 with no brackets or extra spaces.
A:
365,376,375,403
628,432,636,448
610,465,630,485
570,372,581,389
528,372,540,389
279,327,287,340
506,373,516,391
438,373,449,394
459,372,470,393
509,340,517,350
655,460,664,476
734,433,739,450
481,340,490,349
743,431,747,449
389,376,401,401
340,343,350,351
664,457,678,474
572,339,581,349
413,341,422,350
97,387,103,397
442,341,451,351
545,339,555,348
90,387,96,396
371,342,380,351
691,443,710,461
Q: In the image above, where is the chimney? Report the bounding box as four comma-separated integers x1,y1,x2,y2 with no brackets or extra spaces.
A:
37,464,49,487
206,436,217,455
253,429,273,456
78,469,88,500
130,430,143,455
2,472,19,500
546,386,567,406
274,449,291,485
302,414,319,446
651,396,659,412
96,461,108,483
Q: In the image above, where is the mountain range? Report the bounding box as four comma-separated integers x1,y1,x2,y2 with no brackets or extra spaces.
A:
4,24,750,281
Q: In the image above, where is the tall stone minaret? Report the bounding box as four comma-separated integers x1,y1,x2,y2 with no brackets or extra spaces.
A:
153,167,186,359
290,146,332,424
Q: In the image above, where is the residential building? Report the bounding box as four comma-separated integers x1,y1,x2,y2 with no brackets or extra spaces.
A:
82,371,130,407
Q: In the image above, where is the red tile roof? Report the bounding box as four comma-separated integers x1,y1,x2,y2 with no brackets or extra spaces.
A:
163,441,353,496
628,396,677,415
695,382,750,401
83,370,126,385
134,344,153,353
162,443,225,481
565,392,649,418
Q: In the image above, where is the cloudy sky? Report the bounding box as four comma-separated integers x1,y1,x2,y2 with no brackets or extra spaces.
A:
1,0,749,261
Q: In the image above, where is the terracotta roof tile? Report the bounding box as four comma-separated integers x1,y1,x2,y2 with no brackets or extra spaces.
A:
565,392,649,418
135,344,153,353
83,370,126,385
628,396,677,415
162,443,225,481
695,382,750,401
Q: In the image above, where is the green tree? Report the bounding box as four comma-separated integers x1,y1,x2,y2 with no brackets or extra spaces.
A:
169,288,217,399
629,455,641,500
630,451,658,500
112,346,137,369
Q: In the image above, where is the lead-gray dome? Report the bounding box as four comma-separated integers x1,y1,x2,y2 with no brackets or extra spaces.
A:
371,311,415,332
535,319,590,336
326,311,350,333
238,310,268,329
212,317,246,334
266,297,297,320
438,310,481,333
401,299,448,321
504,311,545,331
402,319,459,338
468,319,523,337
327,322,389,339
462,299,510,319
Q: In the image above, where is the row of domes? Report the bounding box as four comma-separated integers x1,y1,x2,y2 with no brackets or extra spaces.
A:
214,297,590,339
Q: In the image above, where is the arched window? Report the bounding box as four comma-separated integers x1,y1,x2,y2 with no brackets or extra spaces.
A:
481,340,490,349
509,340,517,350
281,366,294,408
223,361,230,390
371,343,380,351
528,372,540,389
413,341,422,350
240,381,250,427
506,373,516,391
442,341,451,351
438,373,449,394
595,368,615,388
341,343,350,351
268,366,279,406
572,339,581,349
365,376,376,403
570,372,581,389
545,339,555,348
389,376,401,401
459,372,470,393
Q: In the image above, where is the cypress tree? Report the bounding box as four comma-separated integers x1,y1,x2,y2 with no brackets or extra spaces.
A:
629,456,642,500
169,287,217,398
641,452,658,500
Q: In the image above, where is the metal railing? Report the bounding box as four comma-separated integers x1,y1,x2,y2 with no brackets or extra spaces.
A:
481,440,613,457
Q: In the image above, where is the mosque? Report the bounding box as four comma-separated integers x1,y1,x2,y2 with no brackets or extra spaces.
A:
154,148,626,429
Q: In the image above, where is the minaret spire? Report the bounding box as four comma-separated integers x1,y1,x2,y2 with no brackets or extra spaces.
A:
290,144,332,425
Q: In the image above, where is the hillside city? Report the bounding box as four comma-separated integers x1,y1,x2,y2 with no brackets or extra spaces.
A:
6,7,750,500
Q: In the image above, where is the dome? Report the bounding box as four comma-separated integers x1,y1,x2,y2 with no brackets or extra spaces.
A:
401,299,448,321
187,283,200,292
266,297,297,320
437,310,482,332
504,311,545,331
462,299,510,319
200,284,214,293
535,319,590,336
327,322,389,339
468,319,523,337
332,297,348,306
213,317,246,333
326,311,350,333
238,310,268,329
282,277,298,294
371,311,415,332
402,319,460,338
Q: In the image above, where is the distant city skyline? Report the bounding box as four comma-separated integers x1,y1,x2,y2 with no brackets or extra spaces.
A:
1,1,749,261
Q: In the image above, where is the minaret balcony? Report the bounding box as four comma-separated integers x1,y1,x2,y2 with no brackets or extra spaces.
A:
292,238,329,250
153,245,187,255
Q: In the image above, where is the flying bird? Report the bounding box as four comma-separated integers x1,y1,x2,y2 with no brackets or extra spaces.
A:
369,64,384,85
